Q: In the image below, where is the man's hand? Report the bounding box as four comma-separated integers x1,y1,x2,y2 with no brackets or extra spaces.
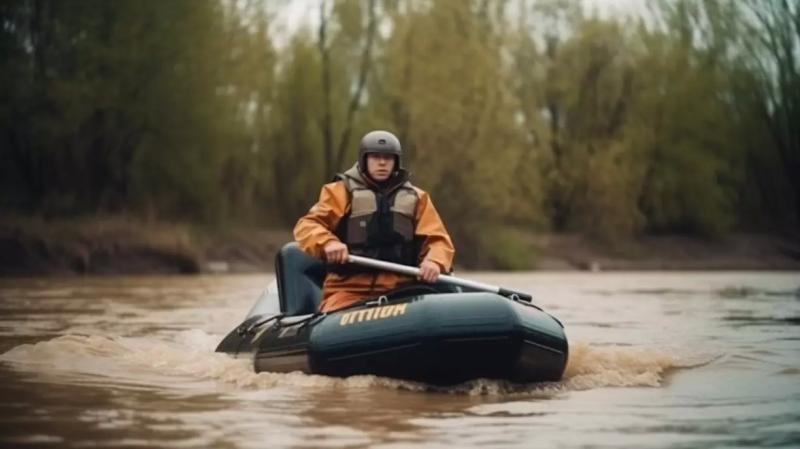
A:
418,259,440,283
324,241,349,264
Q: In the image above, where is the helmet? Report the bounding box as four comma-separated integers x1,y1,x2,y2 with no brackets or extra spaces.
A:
358,130,402,172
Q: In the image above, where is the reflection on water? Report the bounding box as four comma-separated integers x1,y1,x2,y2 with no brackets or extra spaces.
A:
722,315,800,326
1,272,799,448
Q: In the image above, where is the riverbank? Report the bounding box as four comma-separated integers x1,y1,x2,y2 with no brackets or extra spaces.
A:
0,216,288,276
0,216,798,276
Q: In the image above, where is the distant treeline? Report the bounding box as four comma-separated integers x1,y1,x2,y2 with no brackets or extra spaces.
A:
1,0,798,258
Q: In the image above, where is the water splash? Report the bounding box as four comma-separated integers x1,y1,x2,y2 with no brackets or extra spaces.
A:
1,334,705,395
562,342,710,389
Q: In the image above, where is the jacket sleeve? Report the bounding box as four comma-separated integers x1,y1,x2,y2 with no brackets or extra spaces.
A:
413,188,455,272
293,181,349,260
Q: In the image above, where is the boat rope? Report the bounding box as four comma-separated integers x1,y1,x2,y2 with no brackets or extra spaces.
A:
238,313,284,336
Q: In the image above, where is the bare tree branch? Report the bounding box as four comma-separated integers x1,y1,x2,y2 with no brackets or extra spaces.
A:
318,0,334,179
334,0,378,172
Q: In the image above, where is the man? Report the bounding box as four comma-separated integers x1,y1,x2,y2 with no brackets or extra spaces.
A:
294,130,455,312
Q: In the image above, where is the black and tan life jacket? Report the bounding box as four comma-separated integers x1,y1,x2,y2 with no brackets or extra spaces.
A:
333,164,419,270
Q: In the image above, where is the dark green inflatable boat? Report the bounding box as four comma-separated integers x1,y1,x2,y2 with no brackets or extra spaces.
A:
216,243,568,386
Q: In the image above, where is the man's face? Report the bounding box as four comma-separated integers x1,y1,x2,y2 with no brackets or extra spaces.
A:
366,153,395,182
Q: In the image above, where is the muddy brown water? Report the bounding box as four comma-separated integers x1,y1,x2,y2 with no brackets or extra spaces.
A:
1,272,798,448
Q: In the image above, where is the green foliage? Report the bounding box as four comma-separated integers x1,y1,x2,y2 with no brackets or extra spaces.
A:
534,17,646,240
478,226,538,270
631,13,744,236
0,0,256,221
1,0,797,254
374,0,540,255
268,35,326,223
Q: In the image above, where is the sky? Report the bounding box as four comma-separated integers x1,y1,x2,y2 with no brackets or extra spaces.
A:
273,0,652,39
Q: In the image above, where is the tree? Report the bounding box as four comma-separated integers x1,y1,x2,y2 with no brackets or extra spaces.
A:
377,0,539,261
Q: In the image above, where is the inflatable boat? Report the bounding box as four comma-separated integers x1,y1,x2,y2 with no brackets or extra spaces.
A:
216,243,568,386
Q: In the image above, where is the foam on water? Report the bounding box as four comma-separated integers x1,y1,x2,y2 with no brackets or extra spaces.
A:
562,342,710,389
1,331,707,396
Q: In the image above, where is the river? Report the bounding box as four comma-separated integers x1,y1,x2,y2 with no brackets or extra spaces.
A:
0,272,798,448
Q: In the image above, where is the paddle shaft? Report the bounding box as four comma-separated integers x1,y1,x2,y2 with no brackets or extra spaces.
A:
346,254,533,302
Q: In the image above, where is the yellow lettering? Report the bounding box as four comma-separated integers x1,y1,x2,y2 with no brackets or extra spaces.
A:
339,304,409,326
393,303,407,316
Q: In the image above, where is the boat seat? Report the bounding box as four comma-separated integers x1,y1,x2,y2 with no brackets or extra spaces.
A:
275,242,326,316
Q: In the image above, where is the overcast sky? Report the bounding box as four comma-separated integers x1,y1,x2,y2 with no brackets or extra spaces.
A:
273,0,651,37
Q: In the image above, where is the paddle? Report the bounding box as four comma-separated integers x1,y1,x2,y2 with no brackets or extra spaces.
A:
346,254,534,302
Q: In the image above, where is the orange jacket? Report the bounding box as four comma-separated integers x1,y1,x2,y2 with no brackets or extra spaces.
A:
294,179,454,312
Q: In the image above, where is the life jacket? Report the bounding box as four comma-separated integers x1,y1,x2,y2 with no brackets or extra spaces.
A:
332,164,419,271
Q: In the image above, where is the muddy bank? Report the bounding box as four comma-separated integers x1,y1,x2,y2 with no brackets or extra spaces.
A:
0,217,798,276
531,233,800,271
0,217,289,277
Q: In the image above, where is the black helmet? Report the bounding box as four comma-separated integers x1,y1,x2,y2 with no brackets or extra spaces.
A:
358,130,402,172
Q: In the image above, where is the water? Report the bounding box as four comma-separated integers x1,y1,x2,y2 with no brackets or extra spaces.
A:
1,272,798,448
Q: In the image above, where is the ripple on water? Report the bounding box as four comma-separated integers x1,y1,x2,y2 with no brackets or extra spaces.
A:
2,273,798,449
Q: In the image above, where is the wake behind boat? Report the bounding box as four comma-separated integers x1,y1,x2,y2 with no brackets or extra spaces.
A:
216,243,568,386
